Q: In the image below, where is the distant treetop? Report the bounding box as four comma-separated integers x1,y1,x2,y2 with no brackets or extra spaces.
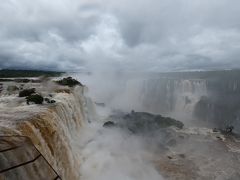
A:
0,69,64,78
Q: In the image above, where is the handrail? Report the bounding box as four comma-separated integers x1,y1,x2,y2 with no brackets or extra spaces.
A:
0,155,41,174
0,145,21,153
0,135,62,180
54,176,61,180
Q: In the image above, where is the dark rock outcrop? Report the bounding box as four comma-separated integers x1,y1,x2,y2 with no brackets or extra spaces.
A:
107,111,184,134
19,88,36,97
123,111,183,132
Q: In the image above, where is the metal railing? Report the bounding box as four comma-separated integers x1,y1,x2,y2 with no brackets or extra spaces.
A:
0,135,62,180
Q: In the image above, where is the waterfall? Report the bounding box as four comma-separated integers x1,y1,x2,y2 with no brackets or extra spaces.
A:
1,71,240,180
120,77,207,122
0,81,164,180
171,79,207,120
0,86,96,180
118,73,240,130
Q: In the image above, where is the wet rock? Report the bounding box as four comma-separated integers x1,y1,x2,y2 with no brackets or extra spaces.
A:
44,98,56,104
103,121,115,128
44,98,50,103
14,79,42,83
14,79,31,83
220,125,234,135
216,136,223,141
50,100,56,104
26,94,44,105
19,88,36,97
167,156,173,159
0,78,14,82
225,126,234,133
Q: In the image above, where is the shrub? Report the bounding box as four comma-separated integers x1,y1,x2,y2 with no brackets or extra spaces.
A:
56,77,82,87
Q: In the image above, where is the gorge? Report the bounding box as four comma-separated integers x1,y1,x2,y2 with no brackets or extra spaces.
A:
0,70,240,180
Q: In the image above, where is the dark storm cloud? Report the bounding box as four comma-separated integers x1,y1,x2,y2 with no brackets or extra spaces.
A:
0,0,240,72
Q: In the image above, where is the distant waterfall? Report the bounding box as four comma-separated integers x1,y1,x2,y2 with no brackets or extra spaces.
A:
119,75,240,130
121,78,207,119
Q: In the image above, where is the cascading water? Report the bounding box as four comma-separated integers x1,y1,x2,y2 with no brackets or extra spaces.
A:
76,121,164,180
1,72,240,180
118,77,208,124
0,80,165,180
0,84,96,180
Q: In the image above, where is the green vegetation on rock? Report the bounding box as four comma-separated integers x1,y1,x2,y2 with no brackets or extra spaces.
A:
19,88,36,97
107,111,184,134
56,77,82,87
123,112,184,133
26,94,44,105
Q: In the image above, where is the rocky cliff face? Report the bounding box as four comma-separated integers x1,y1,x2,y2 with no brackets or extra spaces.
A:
0,82,95,180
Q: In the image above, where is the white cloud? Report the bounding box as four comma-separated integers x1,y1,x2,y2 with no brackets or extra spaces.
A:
0,0,240,71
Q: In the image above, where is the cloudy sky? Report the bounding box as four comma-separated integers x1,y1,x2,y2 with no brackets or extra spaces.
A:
0,0,240,72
